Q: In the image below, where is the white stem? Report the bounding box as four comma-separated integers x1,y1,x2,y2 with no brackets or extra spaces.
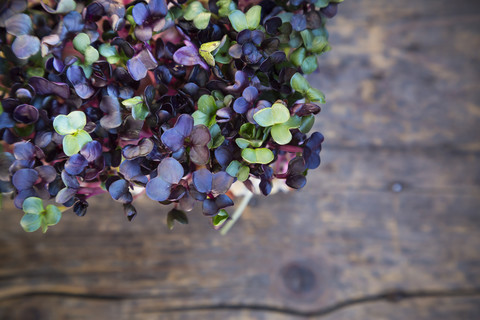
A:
220,192,254,235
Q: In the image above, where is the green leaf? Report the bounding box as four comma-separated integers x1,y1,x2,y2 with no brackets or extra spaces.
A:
226,160,242,177
315,0,330,8
301,56,318,74
271,124,292,145
241,148,274,164
300,29,314,50
73,33,90,54
245,5,261,30
55,0,77,13
306,88,326,103
133,103,149,121
99,43,117,57
84,46,99,65
63,134,81,156
75,130,93,149
199,40,221,66
217,0,236,17
228,10,247,32
290,73,310,94
45,205,61,226
192,110,209,127
122,96,143,107
311,36,328,53
253,102,290,127
235,138,251,149
68,111,87,131
239,123,256,139
212,209,229,226
166,209,188,230
299,115,315,133
198,95,216,114
237,165,250,181
106,55,120,64
194,12,211,30
53,115,76,135
208,124,225,149
20,213,42,232
22,197,44,214
184,1,205,21
80,64,93,79
290,47,306,67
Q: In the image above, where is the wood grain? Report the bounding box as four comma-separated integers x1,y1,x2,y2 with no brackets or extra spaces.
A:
1,0,480,319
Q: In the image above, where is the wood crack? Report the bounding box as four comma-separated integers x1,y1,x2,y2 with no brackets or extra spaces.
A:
1,288,480,317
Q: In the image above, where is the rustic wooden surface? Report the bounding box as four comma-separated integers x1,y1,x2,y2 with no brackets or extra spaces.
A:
1,0,480,319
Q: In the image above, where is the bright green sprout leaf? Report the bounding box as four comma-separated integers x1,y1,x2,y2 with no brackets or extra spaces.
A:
228,10,247,32
55,0,77,13
213,209,229,226
122,96,143,107
270,115,301,145
22,197,44,215
235,138,251,149
132,103,149,121
73,33,90,53
75,129,93,148
194,12,211,30
84,46,99,65
237,165,250,181
184,1,205,21
241,148,274,164
20,213,42,232
45,205,62,226
199,40,221,66
245,5,261,30
253,102,290,127
63,134,81,156
99,43,117,58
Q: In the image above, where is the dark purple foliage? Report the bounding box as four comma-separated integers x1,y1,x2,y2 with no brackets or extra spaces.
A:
0,0,338,232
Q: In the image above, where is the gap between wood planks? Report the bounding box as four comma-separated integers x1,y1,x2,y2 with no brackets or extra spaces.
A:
1,288,480,318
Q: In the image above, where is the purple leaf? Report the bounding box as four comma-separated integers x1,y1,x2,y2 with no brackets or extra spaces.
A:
12,168,38,191
65,154,89,176
80,140,102,162
146,176,171,201
212,172,234,194
149,0,167,16
193,168,213,193
13,104,39,124
29,77,70,99
66,65,94,99
173,45,203,66
132,2,149,25
100,96,122,129
12,35,40,60
157,157,184,184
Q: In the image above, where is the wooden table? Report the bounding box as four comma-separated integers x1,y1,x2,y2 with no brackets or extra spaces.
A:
1,0,480,319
